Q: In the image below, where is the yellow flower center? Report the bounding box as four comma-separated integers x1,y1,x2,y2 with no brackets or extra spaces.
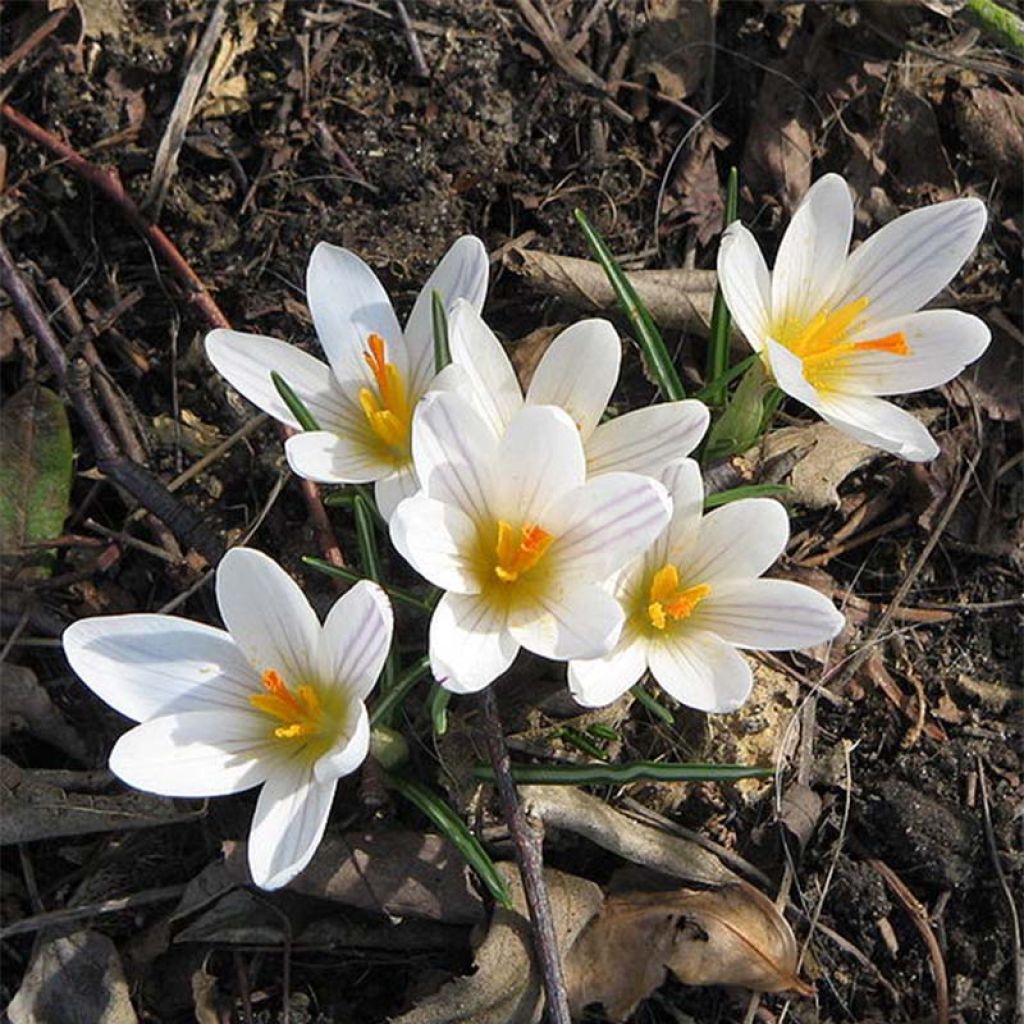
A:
493,520,554,583
646,564,711,631
250,669,324,741
773,296,911,391
358,333,411,452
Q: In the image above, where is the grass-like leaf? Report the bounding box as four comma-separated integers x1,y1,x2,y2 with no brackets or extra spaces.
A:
432,289,450,373
302,556,435,613
370,655,431,728
705,166,739,406
271,371,320,431
386,772,512,908
704,483,791,509
429,683,451,736
574,208,685,401
630,684,675,724
475,761,775,785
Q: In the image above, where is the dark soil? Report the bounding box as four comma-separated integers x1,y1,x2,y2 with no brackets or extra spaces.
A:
1,2,1021,1023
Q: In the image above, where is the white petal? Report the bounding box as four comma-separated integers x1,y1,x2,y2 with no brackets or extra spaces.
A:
491,405,585,526
248,761,337,890
656,458,705,563
836,310,991,396
772,174,853,327
216,548,321,684
648,630,753,713
717,223,772,352
544,472,671,583
284,430,397,485
63,615,259,721
508,581,623,662
447,300,523,438
694,579,844,650
314,702,371,783
568,629,648,708
816,392,940,462
389,493,482,594
686,498,790,584
109,710,272,797
585,400,710,477
306,242,405,385
318,580,393,702
525,319,620,440
430,592,518,693
830,197,987,322
374,462,421,522
765,338,822,409
411,391,496,523
404,236,490,395
205,330,355,434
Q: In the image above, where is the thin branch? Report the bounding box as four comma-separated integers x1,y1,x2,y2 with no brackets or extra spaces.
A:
1,102,345,567
479,687,572,1024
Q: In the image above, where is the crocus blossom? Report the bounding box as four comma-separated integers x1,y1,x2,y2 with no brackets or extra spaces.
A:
389,391,673,693
62,548,392,890
447,300,710,477
717,174,990,461
206,236,489,519
569,460,844,711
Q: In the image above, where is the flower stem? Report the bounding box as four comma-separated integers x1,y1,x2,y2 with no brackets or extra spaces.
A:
479,687,572,1024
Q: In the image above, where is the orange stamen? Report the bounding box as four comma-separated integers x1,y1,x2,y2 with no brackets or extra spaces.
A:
646,564,711,630
250,670,322,740
358,333,411,451
494,521,554,583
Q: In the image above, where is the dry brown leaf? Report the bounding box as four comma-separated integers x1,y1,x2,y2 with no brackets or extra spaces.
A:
753,410,941,509
391,863,603,1024
0,663,89,763
881,88,955,199
631,0,710,101
954,85,1024,192
503,247,718,333
0,756,194,844
666,882,813,994
7,930,138,1024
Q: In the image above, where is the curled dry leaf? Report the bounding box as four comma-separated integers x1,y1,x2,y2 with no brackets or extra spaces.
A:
503,247,718,334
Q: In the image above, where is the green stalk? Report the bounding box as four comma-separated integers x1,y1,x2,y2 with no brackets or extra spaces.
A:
474,761,775,785
353,491,396,695
386,773,512,908
302,556,435,613
705,166,739,406
429,684,451,737
271,372,321,431
432,289,450,373
370,655,431,728
693,353,760,404
574,208,685,401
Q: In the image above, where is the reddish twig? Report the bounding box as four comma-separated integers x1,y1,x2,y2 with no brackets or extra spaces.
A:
0,4,72,76
1,102,345,567
480,687,572,1024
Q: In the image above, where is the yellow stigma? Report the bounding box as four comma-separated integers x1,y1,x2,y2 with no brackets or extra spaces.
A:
358,333,411,451
494,520,553,583
774,297,911,392
646,564,711,631
250,669,323,740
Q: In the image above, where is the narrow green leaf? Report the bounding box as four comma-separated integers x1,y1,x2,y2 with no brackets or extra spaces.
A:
386,773,512,908
0,385,73,579
429,684,451,737
432,289,450,373
574,208,685,401
703,359,773,464
271,372,321,431
352,492,382,583
554,726,608,761
703,483,791,509
302,556,435,613
693,353,759,403
475,761,775,785
630,684,675,724
370,655,431,728
705,166,739,406
586,723,620,742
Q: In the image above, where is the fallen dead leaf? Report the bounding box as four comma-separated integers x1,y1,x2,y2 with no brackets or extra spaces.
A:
7,930,138,1024
631,0,710,101
954,84,1024,193
0,663,89,763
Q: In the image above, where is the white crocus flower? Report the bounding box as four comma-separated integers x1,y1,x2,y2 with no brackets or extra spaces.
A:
569,460,844,711
447,300,710,477
717,174,990,461
62,548,393,890
389,391,673,694
206,236,489,519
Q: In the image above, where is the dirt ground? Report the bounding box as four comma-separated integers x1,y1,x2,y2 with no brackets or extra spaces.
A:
1,1,1021,1022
